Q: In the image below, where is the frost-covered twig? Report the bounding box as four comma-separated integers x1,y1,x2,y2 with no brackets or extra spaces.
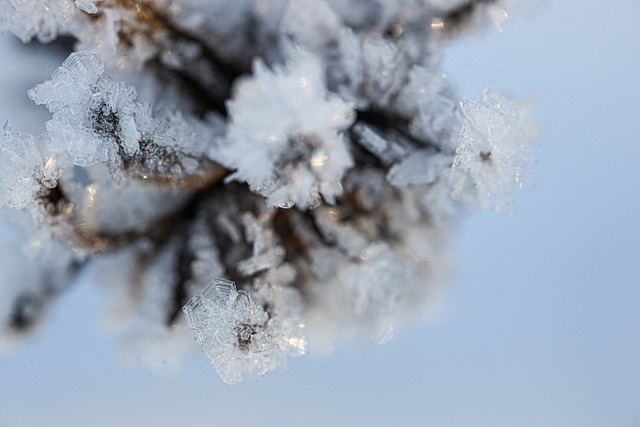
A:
0,0,532,382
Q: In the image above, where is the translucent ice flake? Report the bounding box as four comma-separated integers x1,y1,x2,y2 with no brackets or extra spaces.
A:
183,277,305,384
0,123,66,210
219,49,355,210
183,278,270,384
74,0,98,14
450,89,533,212
253,281,307,355
237,213,285,276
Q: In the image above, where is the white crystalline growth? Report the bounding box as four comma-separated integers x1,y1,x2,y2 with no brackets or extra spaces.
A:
219,49,355,210
0,122,65,210
183,278,305,385
394,66,458,152
27,51,218,179
0,0,78,43
450,89,533,213
28,51,142,167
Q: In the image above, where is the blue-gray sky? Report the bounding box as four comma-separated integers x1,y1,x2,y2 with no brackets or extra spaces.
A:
1,1,639,426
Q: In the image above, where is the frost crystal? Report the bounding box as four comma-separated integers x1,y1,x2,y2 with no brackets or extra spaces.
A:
27,50,221,181
220,49,355,209
0,0,77,43
1,123,63,209
183,278,305,384
451,89,533,212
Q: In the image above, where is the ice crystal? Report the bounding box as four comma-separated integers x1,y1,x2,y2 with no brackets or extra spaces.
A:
1,123,63,209
29,51,130,167
451,89,532,212
183,277,305,384
237,213,286,276
27,50,221,180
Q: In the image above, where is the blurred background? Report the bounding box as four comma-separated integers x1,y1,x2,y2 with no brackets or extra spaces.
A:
1,1,639,426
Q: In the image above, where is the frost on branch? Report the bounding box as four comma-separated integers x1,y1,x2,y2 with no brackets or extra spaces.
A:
0,0,533,383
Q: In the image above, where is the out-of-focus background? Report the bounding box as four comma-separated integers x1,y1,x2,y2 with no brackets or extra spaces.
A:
1,1,639,426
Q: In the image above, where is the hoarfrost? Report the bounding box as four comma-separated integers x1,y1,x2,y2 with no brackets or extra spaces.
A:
1,123,64,209
27,50,221,182
0,0,78,43
183,278,305,384
220,49,355,209
0,0,534,384
450,89,533,212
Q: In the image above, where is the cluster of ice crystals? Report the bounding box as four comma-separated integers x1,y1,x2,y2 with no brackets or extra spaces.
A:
450,89,532,212
350,123,408,166
220,49,355,210
0,0,78,43
27,51,134,165
0,123,63,209
27,51,219,181
0,0,534,384
395,66,459,151
183,278,304,385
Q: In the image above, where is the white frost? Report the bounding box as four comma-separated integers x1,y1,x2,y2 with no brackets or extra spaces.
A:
220,49,355,210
